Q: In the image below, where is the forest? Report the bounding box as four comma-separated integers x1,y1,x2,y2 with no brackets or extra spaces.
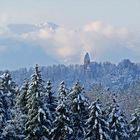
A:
0,64,140,140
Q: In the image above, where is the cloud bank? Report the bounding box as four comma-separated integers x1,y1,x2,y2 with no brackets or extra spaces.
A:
0,21,140,69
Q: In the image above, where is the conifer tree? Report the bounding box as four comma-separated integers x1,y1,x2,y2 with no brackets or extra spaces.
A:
129,99,140,140
85,99,110,140
50,81,72,140
2,103,26,140
57,81,67,102
0,72,17,139
3,80,29,140
108,99,130,140
0,91,6,138
24,65,51,140
45,80,57,120
17,80,29,114
68,81,89,140
0,71,17,94
0,71,17,115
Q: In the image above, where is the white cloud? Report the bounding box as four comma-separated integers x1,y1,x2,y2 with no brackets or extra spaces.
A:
0,14,9,26
83,21,103,32
1,21,140,64
83,21,128,39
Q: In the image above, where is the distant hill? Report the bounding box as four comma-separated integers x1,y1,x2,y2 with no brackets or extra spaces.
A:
1,59,140,93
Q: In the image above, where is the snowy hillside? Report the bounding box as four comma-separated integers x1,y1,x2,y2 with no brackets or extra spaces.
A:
1,59,139,93
0,64,139,139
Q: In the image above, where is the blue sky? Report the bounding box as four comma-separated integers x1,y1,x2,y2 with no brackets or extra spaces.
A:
0,0,140,69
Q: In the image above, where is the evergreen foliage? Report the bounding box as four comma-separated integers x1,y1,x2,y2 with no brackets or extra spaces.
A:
85,99,110,140
0,71,17,139
2,107,26,140
24,65,50,140
68,81,89,140
129,99,140,140
45,80,57,120
0,65,139,140
58,81,67,102
108,99,130,140
51,96,72,139
18,80,29,114
50,81,72,140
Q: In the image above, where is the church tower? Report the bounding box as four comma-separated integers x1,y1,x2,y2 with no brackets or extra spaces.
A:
84,52,90,70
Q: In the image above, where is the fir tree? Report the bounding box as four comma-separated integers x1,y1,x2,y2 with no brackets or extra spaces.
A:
68,81,89,140
0,91,6,138
2,105,26,140
57,81,67,102
3,80,29,140
108,99,130,140
24,65,51,140
85,99,110,140
0,71,17,95
0,72,17,139
0,71,17,115
129,99,140,140
50,81,72,140
17,80,29,114
45,80,57,120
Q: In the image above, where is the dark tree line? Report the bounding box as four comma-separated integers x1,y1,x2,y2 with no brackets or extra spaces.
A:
0,65,140,140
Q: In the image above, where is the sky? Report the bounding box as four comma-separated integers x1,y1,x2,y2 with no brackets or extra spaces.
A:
0,0,140,28
0,0,140,69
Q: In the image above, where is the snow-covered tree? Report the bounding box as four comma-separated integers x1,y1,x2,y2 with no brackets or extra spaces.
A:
68,81,89,140
0,71,17,112
85,99,110,140
2,105,26,140
51,100,72,139
17,80,29,114
2,120,17,140
0,71,17,94
108,99,130,140
2,80,29,140
57,81,67,102
0,71,17,139
24,65,51,140
50,81,72,140
129,98,140,140
0,91,6,138
45,80,57,120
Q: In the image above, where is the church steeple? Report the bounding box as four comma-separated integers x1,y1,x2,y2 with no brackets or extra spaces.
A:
84,52,90,69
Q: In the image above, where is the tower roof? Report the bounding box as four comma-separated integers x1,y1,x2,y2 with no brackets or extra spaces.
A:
84,52,90,63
